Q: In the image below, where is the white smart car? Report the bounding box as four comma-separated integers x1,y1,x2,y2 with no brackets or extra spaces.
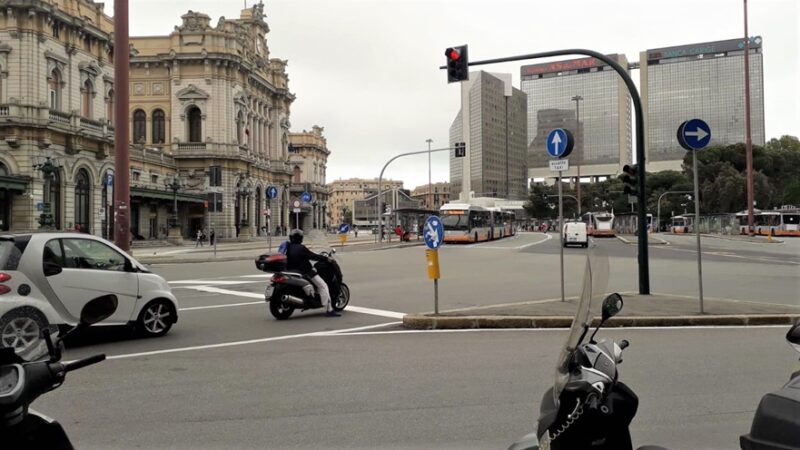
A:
0,233,178,355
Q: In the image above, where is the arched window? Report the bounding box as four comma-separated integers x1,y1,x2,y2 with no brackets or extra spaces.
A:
133,109,146,144
152,109,165,144
74,169,91,233
82,79,93,118
292,166,302,184
0,162,8,176
106,89,114,123
49,70,62,110
187,106,202,143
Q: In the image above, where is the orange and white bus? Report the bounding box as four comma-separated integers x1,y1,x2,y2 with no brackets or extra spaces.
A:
670,215,693,234
581,212,615,237
440,203,492,243
487,208,517,239
737,208,800,236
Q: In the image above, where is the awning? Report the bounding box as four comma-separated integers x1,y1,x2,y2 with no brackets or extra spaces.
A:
0,176,30,192
130,187,205,204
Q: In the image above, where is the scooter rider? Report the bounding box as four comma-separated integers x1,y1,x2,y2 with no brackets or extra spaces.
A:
285,229,339,317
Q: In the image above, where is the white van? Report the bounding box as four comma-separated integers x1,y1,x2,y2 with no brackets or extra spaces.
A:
563,221,588,248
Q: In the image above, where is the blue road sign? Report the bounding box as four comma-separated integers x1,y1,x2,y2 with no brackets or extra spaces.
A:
678,119,711,151
301,191,312,202
424,215,445,249
545,128,574,158
338,223,350,234
266,185,278,199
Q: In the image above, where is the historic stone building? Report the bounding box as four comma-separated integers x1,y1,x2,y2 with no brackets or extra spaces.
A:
0,0,116,234
410,182,450,211
128,4,294,240
0,1,297,242
327,178,403,226
287,125,329,231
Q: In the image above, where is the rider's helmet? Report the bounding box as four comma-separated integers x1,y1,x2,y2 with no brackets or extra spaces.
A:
289,228,304,244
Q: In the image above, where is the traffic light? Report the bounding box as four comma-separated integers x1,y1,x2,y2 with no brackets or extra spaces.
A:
454,142,466,157
445,45,469,83
620,164,639,196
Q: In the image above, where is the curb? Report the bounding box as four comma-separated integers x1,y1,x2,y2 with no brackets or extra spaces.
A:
402,314,800,329
615,235,668,245
700,233,784,244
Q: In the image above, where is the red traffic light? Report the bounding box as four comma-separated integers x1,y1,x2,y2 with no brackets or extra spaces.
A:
446,48,461,61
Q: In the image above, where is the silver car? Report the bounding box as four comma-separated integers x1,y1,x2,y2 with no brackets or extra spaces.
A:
0,233,178,354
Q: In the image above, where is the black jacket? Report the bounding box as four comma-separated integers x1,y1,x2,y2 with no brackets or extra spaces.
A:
285,243,327,275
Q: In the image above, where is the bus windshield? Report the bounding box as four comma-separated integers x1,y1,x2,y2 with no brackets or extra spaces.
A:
441,214,469,230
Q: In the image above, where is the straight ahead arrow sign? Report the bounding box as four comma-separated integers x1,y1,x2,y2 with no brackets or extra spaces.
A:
685,128,709,140
550,133,562,153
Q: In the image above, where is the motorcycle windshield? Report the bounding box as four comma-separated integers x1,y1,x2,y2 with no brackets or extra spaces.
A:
552,241,609,405
305,230,334,255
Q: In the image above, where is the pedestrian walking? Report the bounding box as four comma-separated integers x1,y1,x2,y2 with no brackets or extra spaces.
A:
354,226,359,238
210,229,215,246
195,229,204,247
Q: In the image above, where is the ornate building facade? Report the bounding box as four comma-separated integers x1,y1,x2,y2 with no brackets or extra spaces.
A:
288,125,329,230
128,4,294,240
410,182,450,211
0,1,297,242
327,178,403,226
0,0,116,234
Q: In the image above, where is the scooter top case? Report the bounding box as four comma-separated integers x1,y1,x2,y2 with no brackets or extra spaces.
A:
740,374,800,450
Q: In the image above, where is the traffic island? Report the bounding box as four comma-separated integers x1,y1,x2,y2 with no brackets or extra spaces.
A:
402,293,800,329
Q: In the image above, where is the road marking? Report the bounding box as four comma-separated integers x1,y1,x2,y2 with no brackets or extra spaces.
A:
463,233,552,250
103,322,401,360
180,301,263,311
170,280,256,286
328,324,792,336
178,285,406,319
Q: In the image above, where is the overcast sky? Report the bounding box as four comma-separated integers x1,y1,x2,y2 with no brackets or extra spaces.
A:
104,0,799,190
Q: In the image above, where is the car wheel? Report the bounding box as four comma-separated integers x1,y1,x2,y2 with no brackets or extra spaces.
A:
137,300,175,337
0,307,48,357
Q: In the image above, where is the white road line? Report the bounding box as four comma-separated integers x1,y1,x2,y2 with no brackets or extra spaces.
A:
462,234,552,250
180,301,263,311
170,280,256,286
180,285,406,319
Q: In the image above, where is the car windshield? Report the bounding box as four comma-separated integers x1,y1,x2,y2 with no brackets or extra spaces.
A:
553,241,609,405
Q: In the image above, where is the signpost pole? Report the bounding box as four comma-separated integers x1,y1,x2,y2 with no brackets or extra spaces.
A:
693,151,705,313
434,277,439,314
267,199,272,253
558,171,565,303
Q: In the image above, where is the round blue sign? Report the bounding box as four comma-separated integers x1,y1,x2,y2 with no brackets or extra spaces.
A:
678,119,711,151
338,223,350,234
301,192,312,202
545,128,574,158
423,215,445,249
266,186,279,199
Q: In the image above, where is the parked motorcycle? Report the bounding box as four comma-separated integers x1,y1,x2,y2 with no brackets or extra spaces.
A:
257,235,350,320
0,294,118,449
739,322,800,450
509,245,668,450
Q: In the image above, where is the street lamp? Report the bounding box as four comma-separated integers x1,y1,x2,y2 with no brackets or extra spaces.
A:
571,95,583,215
312,200,318,229
163,176,183,229
426,138,433,209
33,156,62,229
657,190,693,232
235,184,253,226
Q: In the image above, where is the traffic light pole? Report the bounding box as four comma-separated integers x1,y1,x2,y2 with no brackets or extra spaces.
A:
377,147,452,243
443,49,650,294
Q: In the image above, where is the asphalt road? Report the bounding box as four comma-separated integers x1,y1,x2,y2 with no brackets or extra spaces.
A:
32,232,800,449
39,326,799,450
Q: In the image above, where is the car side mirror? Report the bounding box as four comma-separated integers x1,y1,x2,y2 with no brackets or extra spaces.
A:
124,259,136,272
43,261,62,277
80,294,118,326
788,324,800,354
601,293,624,322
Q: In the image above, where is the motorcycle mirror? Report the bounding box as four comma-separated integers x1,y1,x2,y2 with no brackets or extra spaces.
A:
79,295,118,326
601,293,624,322
787,323,800,354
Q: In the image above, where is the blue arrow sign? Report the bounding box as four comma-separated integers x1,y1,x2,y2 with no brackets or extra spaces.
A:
338,223,350,234
424,215,445,249
265,186,278,199
546,128,574,158
678,119,711,151
301,191,312,202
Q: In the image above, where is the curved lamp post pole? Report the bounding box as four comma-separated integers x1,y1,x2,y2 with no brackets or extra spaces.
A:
657,190,693,232
444,48,650,294
378,147,451,243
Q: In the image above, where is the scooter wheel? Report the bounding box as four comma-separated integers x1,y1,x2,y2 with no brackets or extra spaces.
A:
270,299,295,320
331,284,350,312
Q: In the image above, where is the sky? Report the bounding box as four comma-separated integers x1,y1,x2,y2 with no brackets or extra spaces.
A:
103,0,799,190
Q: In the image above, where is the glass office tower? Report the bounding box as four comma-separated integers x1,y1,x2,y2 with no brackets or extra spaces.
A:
521,55,632,181
641,37,765,169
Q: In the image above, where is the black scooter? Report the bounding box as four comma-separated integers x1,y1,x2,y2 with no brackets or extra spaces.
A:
256,250,350,320
740,323,800,450
0,294,118,449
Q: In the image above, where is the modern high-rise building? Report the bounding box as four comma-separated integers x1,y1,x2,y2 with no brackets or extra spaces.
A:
641,37,765,171
521,55,632,182
449,71,528,201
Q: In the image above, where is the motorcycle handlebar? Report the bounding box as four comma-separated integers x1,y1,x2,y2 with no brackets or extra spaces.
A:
619,340,630,350
63,354,106,373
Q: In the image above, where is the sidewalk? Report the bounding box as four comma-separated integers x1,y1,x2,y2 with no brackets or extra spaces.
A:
403,293,800,329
